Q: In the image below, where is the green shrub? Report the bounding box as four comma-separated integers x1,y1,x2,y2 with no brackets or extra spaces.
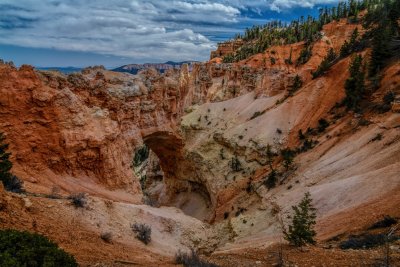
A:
339,234,398,250
131,223,151,245
100,232,112,243
69,193,87,208
0,229,78,266
369,215,397,230
317,118,329,132
264,170,277,189
229,156,242,172
250,111,265,120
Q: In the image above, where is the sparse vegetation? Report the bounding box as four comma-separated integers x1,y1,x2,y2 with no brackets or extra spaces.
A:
370,133,383,142
0,229,78,266
317,118,329,132
100,232,112,243
283,192,317,247
298,130,305,140
219,149,225,160
265,144,276,170
229,156,242,172
69,192,87,208
298,138,318,153
131,223,151,245
250,110,265,120
175,250,219,267
378,91,396,113
224,212,229,219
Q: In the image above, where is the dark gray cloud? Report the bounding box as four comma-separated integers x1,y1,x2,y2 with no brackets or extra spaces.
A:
0,0,338,62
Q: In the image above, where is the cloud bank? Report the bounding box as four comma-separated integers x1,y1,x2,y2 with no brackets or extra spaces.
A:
0,0,339,62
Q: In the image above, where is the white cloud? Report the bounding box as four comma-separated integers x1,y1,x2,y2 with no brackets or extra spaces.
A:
0,0,339,62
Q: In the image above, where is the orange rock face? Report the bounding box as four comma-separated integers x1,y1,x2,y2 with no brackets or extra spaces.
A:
0,64,197,201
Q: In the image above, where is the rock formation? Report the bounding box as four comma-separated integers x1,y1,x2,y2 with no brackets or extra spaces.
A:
0,17,399,266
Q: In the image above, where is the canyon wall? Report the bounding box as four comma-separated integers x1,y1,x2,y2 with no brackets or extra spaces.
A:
0,19,399,226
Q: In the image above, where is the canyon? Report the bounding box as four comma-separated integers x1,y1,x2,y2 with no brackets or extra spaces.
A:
0,18,399,266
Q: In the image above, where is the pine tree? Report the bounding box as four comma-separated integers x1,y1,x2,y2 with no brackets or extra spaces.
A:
0,133,22,192
288,75,303,96
284,192,317,247
369,26,392,77
344,54,365,111
285,48,293,65
281,148,295,170
312,48,337,78
0,133,12,184
340,40,351,57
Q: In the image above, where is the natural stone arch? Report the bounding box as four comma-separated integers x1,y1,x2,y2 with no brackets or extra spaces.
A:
140,127,214,221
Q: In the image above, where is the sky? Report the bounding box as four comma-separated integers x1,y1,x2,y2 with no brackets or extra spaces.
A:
0,0,338,68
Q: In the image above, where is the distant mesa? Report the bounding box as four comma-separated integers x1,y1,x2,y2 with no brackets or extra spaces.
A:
112,61,198,75
37,66,82,74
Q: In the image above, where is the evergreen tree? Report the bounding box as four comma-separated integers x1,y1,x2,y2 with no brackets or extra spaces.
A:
285,47,293,65
0,133,12,181
340,40,351,57
0,133,22,192
296,45,312,65
369,26,392,77
344,54,366,111
312,48,337,78
364,0,400,77
284,192,317,247
265,144,275,170
281,148,295,170
288,75,303,96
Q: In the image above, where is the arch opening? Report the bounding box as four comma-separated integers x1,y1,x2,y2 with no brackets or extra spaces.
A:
133,131,213,221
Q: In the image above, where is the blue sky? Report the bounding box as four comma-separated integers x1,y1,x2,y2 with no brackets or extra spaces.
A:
0,0,338,68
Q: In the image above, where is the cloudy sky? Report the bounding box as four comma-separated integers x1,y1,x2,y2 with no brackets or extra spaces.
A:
0,0,338,68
